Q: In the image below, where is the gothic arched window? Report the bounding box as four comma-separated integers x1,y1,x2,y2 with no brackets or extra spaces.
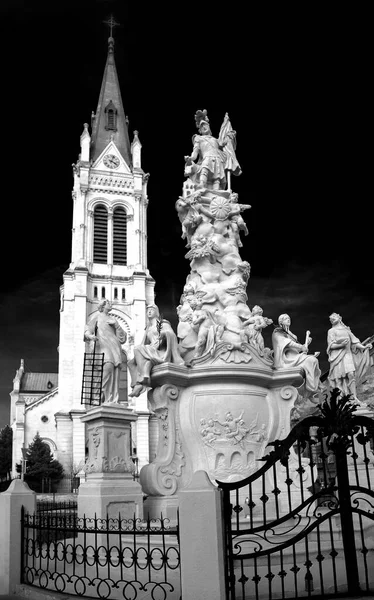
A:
113,206,127,265
105,100,118,131
93,204,108,263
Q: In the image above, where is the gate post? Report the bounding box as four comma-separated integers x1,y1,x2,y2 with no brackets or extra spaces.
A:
178,470,226,600
0,479,36,595
335,442,361,595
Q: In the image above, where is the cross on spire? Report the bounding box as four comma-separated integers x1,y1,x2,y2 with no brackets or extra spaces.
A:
103,14,121,38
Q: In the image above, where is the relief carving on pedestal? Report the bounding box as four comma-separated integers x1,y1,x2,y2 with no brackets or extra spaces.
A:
84,426,133,474
199,411,267,448
92,427,100,457
199,410,268,482
155,407,169,447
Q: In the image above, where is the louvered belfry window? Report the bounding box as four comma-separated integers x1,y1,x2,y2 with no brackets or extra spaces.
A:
93,205,108,263
113,206,127,265
108,110,115,129
105,100,118,131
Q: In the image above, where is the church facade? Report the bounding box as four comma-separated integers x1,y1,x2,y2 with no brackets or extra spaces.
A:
10,34,156,480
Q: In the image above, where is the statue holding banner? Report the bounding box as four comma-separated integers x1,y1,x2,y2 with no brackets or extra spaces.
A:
184,110,241,191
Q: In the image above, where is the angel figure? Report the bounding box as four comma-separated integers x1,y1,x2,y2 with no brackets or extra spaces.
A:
243,306,273,356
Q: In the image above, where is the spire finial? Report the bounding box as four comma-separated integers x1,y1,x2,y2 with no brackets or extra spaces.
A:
103,14,121,39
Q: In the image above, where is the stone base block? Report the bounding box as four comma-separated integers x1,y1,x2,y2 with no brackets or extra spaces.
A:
78,473,143,520
143,494,179,523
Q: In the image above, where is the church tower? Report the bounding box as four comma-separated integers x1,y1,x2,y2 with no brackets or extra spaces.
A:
57,32,155,473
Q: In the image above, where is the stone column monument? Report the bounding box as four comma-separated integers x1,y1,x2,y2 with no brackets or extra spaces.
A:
132,110,323,519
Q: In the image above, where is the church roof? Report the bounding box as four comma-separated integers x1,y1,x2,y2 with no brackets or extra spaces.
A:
90,36,132,166
20,372,58,393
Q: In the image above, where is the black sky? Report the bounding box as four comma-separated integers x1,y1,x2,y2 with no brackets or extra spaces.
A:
0,1,372,428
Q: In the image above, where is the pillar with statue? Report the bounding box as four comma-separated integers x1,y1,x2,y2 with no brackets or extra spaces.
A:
127,109,330,520
78,299,143,520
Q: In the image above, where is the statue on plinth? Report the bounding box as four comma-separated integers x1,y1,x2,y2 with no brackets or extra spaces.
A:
128,304,184,398
184,109,241,191
84,299,127,404
327,312,372,405
272,313,321,398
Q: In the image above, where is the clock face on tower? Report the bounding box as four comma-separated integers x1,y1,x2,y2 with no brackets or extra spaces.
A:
103,154,120,169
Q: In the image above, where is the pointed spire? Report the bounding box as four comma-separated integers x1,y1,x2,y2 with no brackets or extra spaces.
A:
90,31,132,167
80,123,90,162
131,130,142,168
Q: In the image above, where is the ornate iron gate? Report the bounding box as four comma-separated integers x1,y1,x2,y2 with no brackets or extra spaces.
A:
218,390,374,600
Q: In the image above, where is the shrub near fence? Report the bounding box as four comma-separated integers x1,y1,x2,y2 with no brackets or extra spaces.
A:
21,507,181,600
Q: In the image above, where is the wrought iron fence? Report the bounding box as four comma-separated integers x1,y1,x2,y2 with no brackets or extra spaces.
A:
21,509,181,599
218,391,374,600
36,499,78,514
25,475,79,494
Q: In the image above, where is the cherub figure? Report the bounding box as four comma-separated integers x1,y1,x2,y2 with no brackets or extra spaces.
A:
215,411,244,436
243,306,273,356
225,419,250,448
185,235,219,263
200,418,222,447
192,299,215,357
229,213,249,247
235,261,251,283
175,196,203,245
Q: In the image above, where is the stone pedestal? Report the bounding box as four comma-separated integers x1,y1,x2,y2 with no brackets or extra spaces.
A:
140,355,305,519
78,404,143,520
